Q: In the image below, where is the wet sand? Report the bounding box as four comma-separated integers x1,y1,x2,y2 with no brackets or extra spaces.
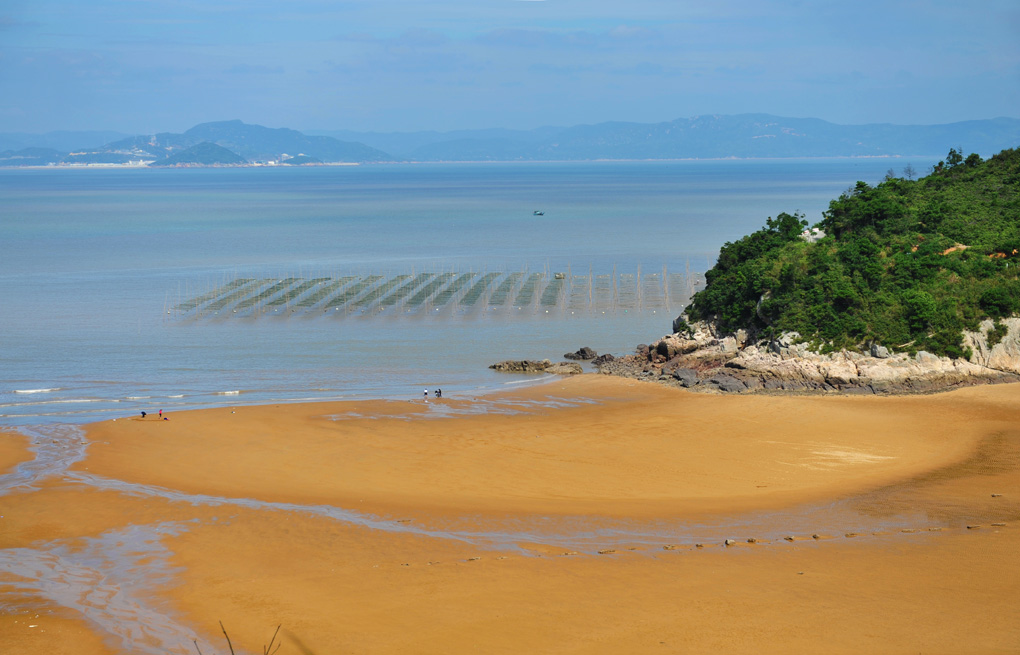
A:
2,376,1018,653
0,430,32,474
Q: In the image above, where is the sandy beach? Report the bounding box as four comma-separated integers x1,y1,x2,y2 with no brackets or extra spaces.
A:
1,375,1018,653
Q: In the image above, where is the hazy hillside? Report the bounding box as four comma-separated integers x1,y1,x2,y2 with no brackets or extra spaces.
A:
318,115,1020,161
4,116,1018,167
181,120,393,162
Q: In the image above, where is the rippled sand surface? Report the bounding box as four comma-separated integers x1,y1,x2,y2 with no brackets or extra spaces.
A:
2,376,1018,653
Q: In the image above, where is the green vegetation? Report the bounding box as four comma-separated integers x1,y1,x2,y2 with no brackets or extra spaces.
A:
687,147,1020,358
988,319,1009,348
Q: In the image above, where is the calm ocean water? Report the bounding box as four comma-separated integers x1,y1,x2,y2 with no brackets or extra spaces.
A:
0,159,933,426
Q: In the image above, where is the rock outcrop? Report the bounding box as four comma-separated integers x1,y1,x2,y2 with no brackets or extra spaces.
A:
563,346,598,360
489,359,554,373
489,359,583,375
596,318,1020,395
963,318,1020,375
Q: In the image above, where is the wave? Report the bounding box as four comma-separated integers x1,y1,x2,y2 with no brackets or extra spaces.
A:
214,390,241,396
0,398,114,409
13,388,61,394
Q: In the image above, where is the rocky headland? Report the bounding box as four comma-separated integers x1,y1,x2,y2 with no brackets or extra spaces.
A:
594,317,1020,395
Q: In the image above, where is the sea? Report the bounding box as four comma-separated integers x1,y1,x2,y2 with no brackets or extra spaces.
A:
0,158,935,428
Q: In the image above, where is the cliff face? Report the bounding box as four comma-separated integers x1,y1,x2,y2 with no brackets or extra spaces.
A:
963,318,1020,375
597,320,1020,395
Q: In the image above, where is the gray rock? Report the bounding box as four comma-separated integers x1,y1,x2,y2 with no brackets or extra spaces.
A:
671,368,700,387
705,375,746,393
870,343,891,359
742,376,763,391
545,362,583,375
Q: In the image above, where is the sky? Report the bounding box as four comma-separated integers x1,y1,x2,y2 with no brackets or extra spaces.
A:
1,0,1018,134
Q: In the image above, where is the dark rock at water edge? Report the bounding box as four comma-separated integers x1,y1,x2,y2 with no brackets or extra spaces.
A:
564,346,597,360
546,362,583,375
489,359,583,375
489,359,553,373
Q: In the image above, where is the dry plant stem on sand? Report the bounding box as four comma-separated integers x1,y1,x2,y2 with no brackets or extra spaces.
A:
193,622,281,655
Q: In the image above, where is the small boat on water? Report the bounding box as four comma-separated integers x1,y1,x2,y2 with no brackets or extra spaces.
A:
533,210,544,216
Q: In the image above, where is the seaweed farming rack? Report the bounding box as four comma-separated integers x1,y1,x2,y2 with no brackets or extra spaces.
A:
167,267,704,320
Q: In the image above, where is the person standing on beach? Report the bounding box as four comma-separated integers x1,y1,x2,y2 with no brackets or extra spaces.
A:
159,409,162,418
436,389,442,399
423,388,428,403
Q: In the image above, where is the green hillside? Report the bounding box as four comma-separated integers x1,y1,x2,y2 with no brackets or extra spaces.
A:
686,147,1020,358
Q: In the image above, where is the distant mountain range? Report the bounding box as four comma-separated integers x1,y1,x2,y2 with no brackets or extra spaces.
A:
316,115,1020,161
2,115,1018,168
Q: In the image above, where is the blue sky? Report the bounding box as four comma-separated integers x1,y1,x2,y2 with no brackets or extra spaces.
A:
1,0,1017,134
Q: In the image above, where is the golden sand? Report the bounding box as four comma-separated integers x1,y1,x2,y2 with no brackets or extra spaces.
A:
2,376,1018,653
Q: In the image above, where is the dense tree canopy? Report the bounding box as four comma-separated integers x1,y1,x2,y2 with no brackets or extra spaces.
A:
687,147,1020,358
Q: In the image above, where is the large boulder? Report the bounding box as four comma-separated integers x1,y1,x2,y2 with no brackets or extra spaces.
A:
546,362,584,375
870,343,891,359
651,335,701,359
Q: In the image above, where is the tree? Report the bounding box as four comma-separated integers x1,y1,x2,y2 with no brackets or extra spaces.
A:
902,163,916,180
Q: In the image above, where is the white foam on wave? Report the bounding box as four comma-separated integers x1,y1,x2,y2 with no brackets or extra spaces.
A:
125,396,151,400
13,388,61,394
215,390,241,396
1,398,114,408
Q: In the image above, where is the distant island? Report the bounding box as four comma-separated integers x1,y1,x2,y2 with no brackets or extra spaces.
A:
2,115,1019,168
0,120,391,168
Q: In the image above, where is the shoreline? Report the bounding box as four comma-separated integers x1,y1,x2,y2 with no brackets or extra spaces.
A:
2,374,1018,653
0,154,937,171
77,375,1001,519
